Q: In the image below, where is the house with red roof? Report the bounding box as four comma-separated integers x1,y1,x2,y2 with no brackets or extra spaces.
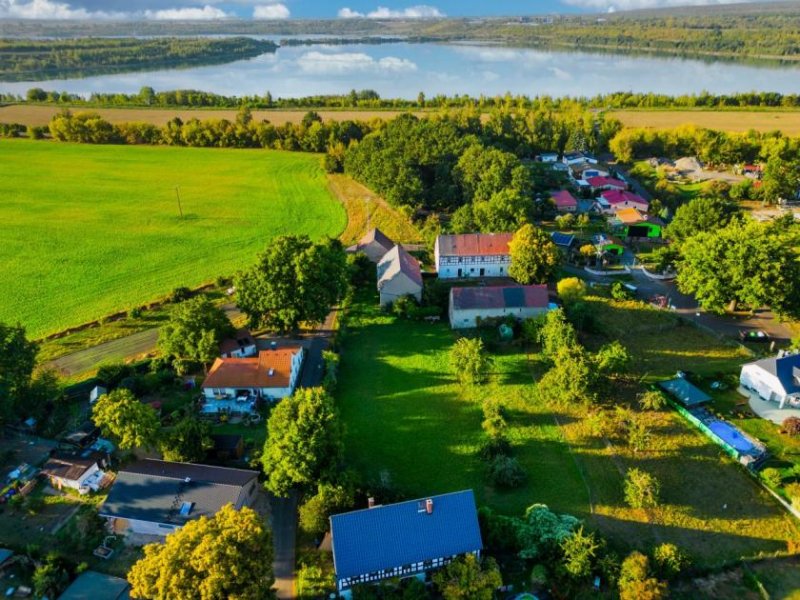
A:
449,285,552,329
586,176,627,192
434,233,513,279
201,346,304,412
596,190,649,214
551,190,578,213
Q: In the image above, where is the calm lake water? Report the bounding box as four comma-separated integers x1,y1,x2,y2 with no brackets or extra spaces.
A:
3,41,800,98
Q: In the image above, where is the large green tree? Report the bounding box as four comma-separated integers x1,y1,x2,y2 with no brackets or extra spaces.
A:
536,347,597,407
0,322,38,422
450,337,492,385
664,196,741,244
92,388,160,450
298,483,354,536
560,526,600,579
676,219,800,316
261,387,343,497
236,236,348,333
761,156,800,204
619,551,668,600
160,416,213,463
509,224,561,285
433,554,502,600
158,296,234,374
128,504,275,600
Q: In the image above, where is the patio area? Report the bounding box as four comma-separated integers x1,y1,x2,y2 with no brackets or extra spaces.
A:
741,387,800,425
200,394,258,416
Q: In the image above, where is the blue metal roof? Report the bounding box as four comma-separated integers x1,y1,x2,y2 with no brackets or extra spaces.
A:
658,377,711,408
550,231,575,248
330,490,483,581
750,353,800,396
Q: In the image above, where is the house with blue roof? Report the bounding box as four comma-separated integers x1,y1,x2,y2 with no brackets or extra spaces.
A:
330,490,483,595
740,352,800,410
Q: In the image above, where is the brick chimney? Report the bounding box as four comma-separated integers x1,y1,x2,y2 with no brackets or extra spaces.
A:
425,498,433,514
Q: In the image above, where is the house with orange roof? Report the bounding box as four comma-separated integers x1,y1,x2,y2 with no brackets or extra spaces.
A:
613,207,646,226
201,347,305,413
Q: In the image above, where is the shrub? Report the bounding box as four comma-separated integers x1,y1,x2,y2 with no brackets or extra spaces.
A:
782,416,800,437
565,301,598,333
481,400,508,438
488,455,527,489
761,467,783,488
619,552,667,600
169,286,192,302
129,306,143,319
638,390,667,411
392,294,419,318
611,281,634,301
624,468,660,508
557,277,588,304
96,362,134,388
450,337,492,385
784,482,800,510
652,543,689,579
478,436,512,461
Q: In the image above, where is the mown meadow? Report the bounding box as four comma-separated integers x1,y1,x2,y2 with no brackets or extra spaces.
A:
0,140,346,338
336,292,799,568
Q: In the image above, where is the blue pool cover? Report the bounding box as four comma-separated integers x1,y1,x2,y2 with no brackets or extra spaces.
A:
708,420,757,454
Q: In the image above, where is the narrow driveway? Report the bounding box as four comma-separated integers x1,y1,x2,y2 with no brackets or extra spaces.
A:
45,304,242,377
270,492,298,599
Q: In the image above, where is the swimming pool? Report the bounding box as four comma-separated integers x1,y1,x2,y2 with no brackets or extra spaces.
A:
707,420,759,454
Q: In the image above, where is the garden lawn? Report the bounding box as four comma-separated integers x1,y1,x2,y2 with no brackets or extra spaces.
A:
337,293,800,567
0,139,346,338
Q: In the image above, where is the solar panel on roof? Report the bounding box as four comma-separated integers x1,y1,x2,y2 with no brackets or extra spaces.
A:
502,287,526,308
179,501,193,516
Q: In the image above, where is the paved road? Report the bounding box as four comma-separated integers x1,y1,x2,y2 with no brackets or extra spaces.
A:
270,491,298,600
45,303,242,377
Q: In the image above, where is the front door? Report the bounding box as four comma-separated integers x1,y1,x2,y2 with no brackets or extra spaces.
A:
457,268,462,277
480,268,485,277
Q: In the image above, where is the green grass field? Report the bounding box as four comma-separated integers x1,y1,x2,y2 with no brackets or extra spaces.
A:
0,140,346,338
337,292,799,566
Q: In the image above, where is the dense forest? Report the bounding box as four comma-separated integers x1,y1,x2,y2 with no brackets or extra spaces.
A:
0,37,276,81
5,3,800,62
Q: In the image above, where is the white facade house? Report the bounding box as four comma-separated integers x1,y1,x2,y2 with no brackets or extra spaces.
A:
202,347,304,407
41,453,107,495
434,233,513,279
100,460,259,537
740,352,800,409
539,152,559,163
377,245,423,306
449,285,552,329
219,329,257,359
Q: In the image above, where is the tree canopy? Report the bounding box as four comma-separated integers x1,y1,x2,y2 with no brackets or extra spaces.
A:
664,196,741,244
450,337,492,385
0,322,38,423
160,416,213,463
236,235,348,333
158,296,234,374
261,387,343,497
433,554,502,600
676,219,800,317
509,224,561,285
92,388,160,450
128,504,275,600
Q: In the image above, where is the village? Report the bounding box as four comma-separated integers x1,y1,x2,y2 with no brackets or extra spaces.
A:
1,142,799,600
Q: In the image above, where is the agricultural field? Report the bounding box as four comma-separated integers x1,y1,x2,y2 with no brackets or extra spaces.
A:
0,105,418,127
0,139,346,338
611,109,800,135
336,292,799,567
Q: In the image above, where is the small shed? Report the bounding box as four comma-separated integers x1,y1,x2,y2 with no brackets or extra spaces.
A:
658,377,711,408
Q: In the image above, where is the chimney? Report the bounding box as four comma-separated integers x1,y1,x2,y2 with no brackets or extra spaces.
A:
368,497,375,509
425,498,433,515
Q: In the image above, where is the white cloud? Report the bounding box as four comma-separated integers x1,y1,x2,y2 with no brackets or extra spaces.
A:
143,5,230,19
0,0,123,18
338,4,443,19
337,7,364,18
253,2,289,19
563,0,749,10
297,51,417,74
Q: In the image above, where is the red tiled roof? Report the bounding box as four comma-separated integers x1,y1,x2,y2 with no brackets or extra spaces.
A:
587,176,626,189
601,189,649,208
202,348,302,389
551,190,578,208
437,233,513,257
451,285,549,311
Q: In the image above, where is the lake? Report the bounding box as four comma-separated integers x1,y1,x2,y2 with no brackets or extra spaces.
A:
3,41,800,98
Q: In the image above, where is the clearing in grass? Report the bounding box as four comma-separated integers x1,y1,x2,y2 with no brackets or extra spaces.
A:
0,139,346,338
336,292,799,566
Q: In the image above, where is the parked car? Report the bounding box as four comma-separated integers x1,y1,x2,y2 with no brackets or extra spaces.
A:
739,330,770,343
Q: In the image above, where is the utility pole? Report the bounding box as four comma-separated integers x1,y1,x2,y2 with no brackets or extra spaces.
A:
175,186,184,219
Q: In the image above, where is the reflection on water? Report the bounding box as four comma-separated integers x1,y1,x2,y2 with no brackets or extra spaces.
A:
2,42,800,98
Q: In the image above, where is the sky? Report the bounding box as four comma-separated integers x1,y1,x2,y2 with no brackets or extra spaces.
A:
0,0,772,21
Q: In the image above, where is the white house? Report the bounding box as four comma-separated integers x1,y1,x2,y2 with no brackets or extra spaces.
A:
740,352,800,409
331,490,483,596
201,347,304,408
377,245,423,306
219,329,257,358
434,233,513,279
539,152,559,163
449,285,552,329
562,151,598,166
41,453,108,495
100,459,259,536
